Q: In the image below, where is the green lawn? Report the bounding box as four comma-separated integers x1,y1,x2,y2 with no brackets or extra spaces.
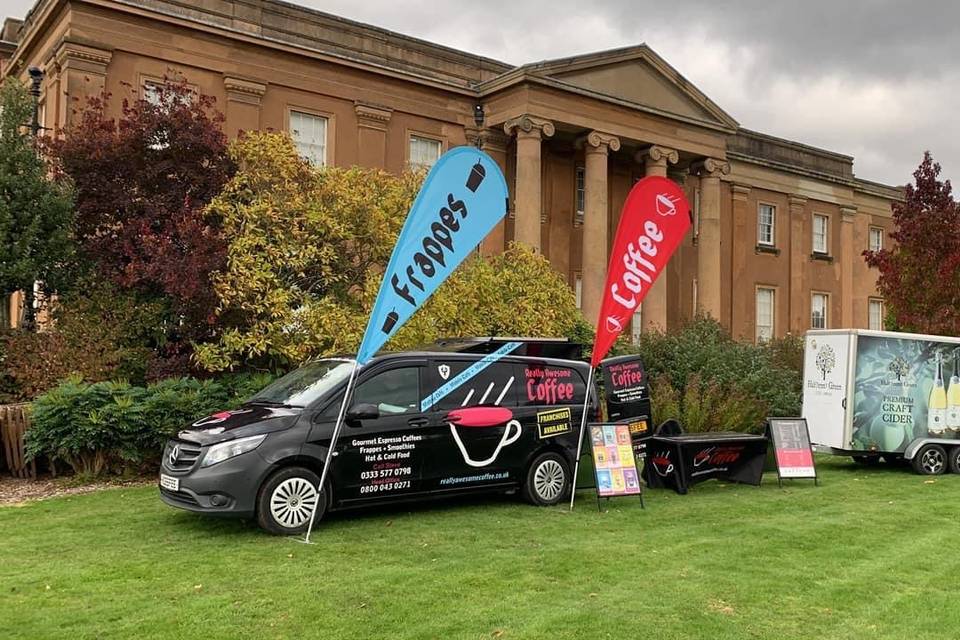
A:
2,456,959,640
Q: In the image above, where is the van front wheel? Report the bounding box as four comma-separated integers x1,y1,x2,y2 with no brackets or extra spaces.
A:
523,452,570,506
256,466,327,535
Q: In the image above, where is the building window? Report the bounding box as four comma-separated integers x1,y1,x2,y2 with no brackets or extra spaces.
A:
758,204,776,246
756,288,775,343
575,166,585,221
290,111,328,166
869,299,884,331
812,214,829,254
869,226,883,252
574,274,582,309
143,81,163,106
811,293,829,329
692,188,701,240
692,278,698,315
0,294,9,330
631,305,643,345
409,135,441,169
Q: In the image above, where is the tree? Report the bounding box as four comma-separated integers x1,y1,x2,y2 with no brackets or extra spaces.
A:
0,78,74,330
865,153,960,334
49,76,233,344
195,132,586,371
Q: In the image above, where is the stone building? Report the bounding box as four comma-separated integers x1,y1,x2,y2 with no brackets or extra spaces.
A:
0,0,901,341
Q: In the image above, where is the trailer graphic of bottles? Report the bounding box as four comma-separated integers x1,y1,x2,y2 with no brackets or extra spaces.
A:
802,329,960,475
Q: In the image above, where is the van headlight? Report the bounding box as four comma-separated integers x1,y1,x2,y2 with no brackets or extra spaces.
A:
201,435,267,467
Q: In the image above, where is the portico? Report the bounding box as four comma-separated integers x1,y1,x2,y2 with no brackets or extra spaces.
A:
483,47,737,333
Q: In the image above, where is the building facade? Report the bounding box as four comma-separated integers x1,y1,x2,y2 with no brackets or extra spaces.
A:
0,0,901,341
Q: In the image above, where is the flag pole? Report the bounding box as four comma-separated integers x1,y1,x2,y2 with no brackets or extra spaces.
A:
301,358,360,544
569,365,595,511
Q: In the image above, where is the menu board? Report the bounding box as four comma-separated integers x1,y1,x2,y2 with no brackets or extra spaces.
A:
589,423,642,497
601,355,652,426
767,417,818,481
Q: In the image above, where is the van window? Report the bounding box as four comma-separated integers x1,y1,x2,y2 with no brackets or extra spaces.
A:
431,360,518,411
517,363,586,407
353,367,420,416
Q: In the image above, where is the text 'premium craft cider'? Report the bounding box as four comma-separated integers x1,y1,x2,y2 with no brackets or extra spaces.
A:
928,352,947,436
946,352,960,434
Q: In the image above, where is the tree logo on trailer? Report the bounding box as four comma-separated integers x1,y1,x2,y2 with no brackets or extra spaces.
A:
816,345,836,380
888,357,909,382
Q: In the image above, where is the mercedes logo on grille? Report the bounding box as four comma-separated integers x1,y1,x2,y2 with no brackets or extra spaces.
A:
169,445,180,466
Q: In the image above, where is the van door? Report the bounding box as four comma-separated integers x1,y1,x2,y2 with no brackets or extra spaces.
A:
420,356,522,491
516,359,588,468
331,362,432,503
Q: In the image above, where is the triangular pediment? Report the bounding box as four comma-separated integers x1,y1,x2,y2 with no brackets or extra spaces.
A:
523,45,738,130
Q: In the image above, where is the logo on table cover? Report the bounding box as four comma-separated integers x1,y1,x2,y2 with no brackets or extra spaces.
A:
650,450,674,477
445,406,521,468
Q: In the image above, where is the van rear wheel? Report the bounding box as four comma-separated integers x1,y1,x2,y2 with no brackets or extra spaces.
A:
523,452,570,506
912,444,947,476
256,466,327,535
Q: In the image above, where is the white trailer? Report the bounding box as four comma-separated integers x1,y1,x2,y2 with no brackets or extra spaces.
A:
802,329,960,475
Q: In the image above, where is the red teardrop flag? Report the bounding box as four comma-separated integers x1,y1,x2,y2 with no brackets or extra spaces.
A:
590,176,691,366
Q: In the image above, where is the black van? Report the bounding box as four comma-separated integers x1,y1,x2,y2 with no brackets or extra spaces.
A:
159,338,597,534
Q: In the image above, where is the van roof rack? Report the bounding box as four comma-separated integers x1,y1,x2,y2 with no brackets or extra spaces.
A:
430,336,583,360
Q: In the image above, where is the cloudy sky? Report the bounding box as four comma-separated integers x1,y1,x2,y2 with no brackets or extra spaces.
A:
6,0,959,186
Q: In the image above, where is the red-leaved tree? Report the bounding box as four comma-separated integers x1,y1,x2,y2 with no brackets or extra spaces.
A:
50,77,233,347
865,152,960,334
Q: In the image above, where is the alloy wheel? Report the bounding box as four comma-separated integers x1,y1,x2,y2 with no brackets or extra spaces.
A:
270,477,319,529
534,459,565,501
921,449,945,475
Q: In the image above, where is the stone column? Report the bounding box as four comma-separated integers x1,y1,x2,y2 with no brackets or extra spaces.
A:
580,131,620,326
840,206,857,327
504,115,554,251
692,158,730,320
788,195,808,332
354,102,392,168
224,76,266,139
53,41,112,127
478,129,511,256
638,145,678,331
729,183,752,334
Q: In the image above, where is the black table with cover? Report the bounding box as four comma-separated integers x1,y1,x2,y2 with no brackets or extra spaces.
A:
642,432,768,494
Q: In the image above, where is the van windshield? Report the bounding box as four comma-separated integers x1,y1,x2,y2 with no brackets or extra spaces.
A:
247,360,354,408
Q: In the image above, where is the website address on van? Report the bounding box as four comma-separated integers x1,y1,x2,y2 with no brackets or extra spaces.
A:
439,471,509,486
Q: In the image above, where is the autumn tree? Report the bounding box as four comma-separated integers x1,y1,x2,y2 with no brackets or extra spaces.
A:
49,76,233,346
196,132,585,371
0,78,74,330
865,152,960,334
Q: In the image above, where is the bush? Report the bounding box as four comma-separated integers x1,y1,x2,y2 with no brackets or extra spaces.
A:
26,372,277,477
3,284,167,399
634,315,801,433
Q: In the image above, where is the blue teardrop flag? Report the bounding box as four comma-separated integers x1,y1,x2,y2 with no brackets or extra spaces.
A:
356,147,509,364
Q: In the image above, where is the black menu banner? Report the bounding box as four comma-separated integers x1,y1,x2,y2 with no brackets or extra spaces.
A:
601,355,652,428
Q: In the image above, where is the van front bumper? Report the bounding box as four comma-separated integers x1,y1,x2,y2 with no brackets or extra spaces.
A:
158,442,271,518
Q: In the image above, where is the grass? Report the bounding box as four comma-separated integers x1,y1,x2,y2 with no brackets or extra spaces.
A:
2,456,960,640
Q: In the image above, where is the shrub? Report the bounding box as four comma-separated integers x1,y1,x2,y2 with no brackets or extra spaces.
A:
3,284,166,399
650,373,769,434
633,315,801,432
26,372,277,477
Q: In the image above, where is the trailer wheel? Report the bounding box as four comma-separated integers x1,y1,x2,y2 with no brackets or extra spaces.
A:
911,444,947,476
948,447,960,474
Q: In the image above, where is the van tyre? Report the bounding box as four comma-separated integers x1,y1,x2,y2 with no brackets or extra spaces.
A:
523,452,570,506
912,444,948,476
949,447,960,475
257,466,327,535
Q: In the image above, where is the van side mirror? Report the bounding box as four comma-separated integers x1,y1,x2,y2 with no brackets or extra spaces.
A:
346,403,380,423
